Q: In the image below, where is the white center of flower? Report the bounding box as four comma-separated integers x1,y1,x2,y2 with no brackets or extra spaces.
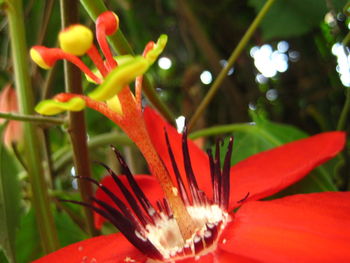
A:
144,204,230,261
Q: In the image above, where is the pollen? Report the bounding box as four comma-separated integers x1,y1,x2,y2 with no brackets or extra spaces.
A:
59,25,93,56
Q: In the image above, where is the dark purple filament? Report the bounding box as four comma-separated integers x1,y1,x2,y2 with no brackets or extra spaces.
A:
63,130,234,260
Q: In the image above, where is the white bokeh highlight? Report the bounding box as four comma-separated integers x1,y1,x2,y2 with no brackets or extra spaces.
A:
158,57,172,70
200,70,213,85
331,43,350,87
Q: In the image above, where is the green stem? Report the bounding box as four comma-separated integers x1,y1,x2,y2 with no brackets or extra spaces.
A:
80,0,176,124
189,123,261,139
60,0,96,236
80,0,133,55
0,112,65,124
188,0,277,130
4,0,59,253
343,31,350,47
53,132,133,172
337,37,350,131
337,87,350,130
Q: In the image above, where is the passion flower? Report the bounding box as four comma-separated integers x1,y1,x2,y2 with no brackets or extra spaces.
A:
33,108,349,263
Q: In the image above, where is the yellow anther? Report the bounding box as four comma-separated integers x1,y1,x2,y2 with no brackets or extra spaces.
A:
106,95,123,115
59,25,93,56
35,97,86,115
30,48,51,69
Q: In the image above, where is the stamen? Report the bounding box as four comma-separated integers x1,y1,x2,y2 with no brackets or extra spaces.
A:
87,45,108,77
58,50,102,84
96,11,118,70
30,46,102,84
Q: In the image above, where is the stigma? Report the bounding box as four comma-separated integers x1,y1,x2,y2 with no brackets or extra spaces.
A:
68,131,234,261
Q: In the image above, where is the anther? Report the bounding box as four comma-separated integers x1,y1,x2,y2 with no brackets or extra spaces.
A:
30,46,102,84
58,24,93,56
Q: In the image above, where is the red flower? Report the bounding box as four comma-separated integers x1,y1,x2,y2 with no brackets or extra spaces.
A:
34,108,349,263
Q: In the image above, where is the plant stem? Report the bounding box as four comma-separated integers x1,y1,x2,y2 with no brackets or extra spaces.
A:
80,0,176,124
337,87,350,130
0,112,65,124
4,0,59,253
60,0,96,236
188,0,277,130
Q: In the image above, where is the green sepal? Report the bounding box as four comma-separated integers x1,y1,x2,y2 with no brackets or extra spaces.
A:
145,34,168,64
88,56,149,101
35,97,86,115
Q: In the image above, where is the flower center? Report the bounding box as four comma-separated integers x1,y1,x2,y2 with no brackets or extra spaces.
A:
145,204,230,260
67,131,234,261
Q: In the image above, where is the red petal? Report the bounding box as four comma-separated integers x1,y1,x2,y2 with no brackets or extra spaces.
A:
173,250,258,262
215,250,260,263
94,174,164,229
230,131,345,208
144,107,213,198
33,233,147,263
174,253,214,263
220,192,350,263
144,107,345,209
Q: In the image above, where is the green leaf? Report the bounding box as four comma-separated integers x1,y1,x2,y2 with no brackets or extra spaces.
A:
0,250,9,263
221,114,337,194
0,128,22,263
248,0,348,40
15,209,41,263
55,210,88,247
15,208,88,263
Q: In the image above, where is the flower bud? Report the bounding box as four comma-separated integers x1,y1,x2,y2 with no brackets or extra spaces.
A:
59,25,93,56
0,85,23,149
